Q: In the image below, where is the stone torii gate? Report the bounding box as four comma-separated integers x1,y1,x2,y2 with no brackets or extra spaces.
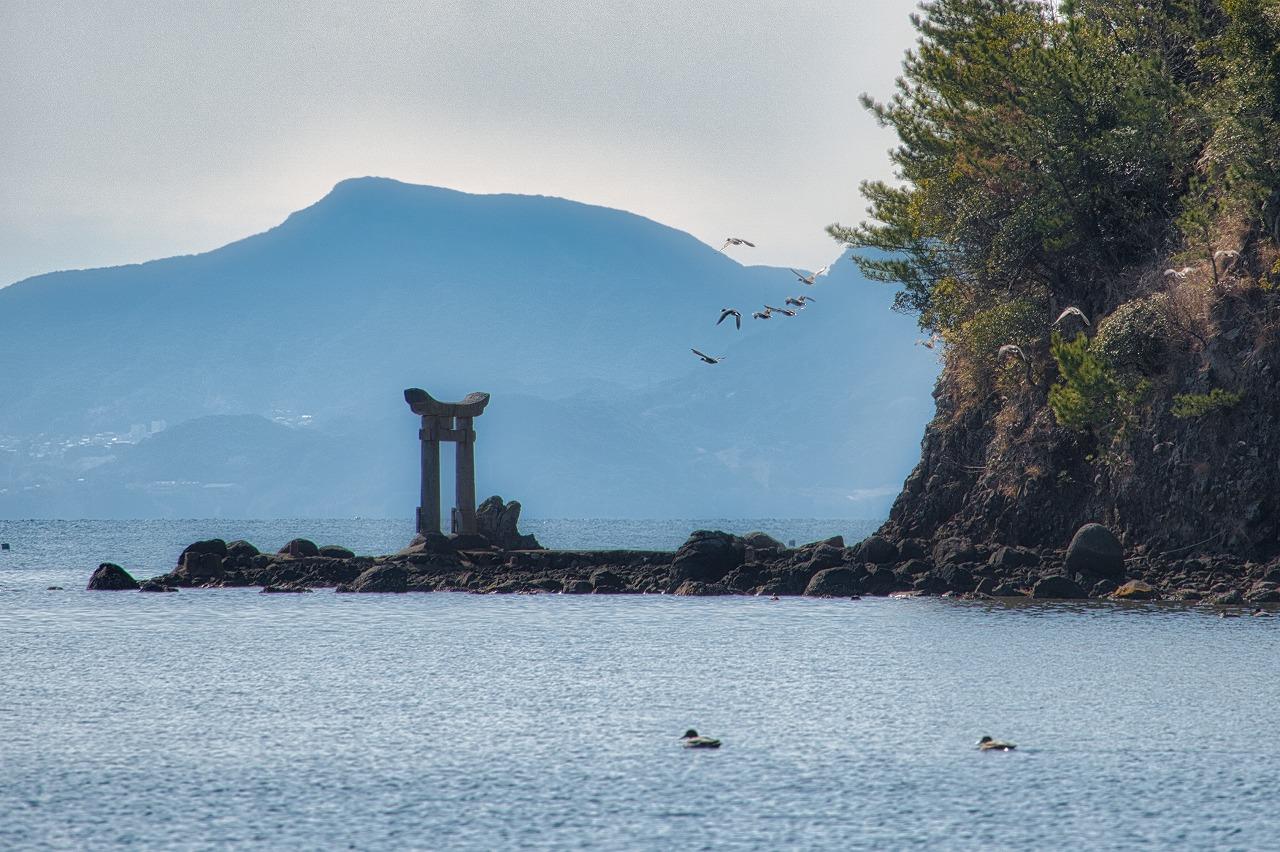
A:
404,388,490,536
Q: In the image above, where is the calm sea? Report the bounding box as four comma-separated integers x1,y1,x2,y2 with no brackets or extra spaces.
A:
2,519,1279,850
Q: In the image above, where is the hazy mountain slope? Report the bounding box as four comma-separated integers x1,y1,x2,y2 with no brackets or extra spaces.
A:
0,178,939,519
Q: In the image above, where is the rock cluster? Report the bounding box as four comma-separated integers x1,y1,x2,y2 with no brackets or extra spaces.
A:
88,522,1275,605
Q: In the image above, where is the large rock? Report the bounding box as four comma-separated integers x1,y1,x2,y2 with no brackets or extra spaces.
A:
989,546,1040,570
1064,523,1124,580
278,538,320,558
673,580,731,596
226,540,260,559
178,538,228,564
347,564,408,593
804,567,860,597
671,531,744,583
475,496,542,550
933,537,978,567
318,545,355,559
856,535,898,565
397,532,455,556
178,551,224,582
1030,574,1088,599
87,563,139,590
742,531,786,561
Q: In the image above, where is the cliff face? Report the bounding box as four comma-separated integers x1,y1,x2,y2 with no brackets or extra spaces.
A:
879,265,1280,564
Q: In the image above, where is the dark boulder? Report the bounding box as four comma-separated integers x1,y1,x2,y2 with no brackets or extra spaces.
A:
989,546,1040,570
862,566,899,596
1030,575,1088,599
449,532,491,551
178,538,228,564
898,538,928,560
138,580,177,593
87,563,139,591
804,567,860,597
318,545,356,559
398,532,455,556
226,540,260,559
933,537,978,567
348,564,408,593
1064,524,1124,580
671,530,745,583
991,582,1026,597
896,558,933,576
178,551,224,582
278,539,320,558
856,535,899,565
262,584,312,594
590,568,623,591
803,544,847,573
742,531,786,560
914,572,951,595
566,579,595,594
938,565,975,593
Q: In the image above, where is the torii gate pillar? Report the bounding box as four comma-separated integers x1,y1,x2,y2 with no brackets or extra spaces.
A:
404,388,491,535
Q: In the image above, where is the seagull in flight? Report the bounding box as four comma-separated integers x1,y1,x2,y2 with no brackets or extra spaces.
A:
765,304,797,317
753,307,773,320
998,344,1027,362
717,308,742,329
785,295,816,308
916,332,942,350
789,265,831,286
691,348,723,364
1163,267,1194,280
720,237,756,251
1053,306,1091,327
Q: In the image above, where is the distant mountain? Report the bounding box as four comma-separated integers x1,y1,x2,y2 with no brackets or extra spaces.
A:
0,178,939,519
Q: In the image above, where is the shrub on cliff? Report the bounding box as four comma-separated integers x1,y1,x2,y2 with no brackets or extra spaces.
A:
1093,295,1173,376
1048,333,1120,432
1171,388,1243,418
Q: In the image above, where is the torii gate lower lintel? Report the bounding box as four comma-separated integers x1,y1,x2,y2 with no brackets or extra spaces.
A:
404,388,491,536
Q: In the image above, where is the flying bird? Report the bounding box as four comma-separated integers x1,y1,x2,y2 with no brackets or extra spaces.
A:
753,307,773,320
998,344,1027,362
789,265,831,286
717,308,742,329
691,348,723,364
719,237,756,251
765,304,797,317
785,295,816,307
1053,306,1091,327
1163,266,1194,280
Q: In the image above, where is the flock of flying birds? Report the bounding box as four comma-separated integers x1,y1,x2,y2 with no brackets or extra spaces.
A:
689,238,830,365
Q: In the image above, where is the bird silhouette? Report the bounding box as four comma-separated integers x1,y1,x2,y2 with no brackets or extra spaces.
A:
765,304,797,317
1053,306,1091,327
785,295,816,307
789,265,830,285
720,237,756,251
717,308,742,329
753,307,773,320
691,348,723,364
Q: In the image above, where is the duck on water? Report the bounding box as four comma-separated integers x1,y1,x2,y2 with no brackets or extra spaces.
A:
680,729,721,749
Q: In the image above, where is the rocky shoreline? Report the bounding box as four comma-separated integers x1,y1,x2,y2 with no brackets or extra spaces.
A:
85,522,1280,606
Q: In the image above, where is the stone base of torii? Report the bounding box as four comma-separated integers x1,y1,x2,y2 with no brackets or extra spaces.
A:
403,388,490,536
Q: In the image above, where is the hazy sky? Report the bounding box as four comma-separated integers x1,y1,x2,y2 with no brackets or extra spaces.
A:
0,0,919,287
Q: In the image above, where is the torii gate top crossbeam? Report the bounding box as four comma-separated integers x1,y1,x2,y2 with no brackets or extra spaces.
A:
404,388,491,418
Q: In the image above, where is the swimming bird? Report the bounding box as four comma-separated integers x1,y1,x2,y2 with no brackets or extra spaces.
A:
691,349,723,364
717,308,742,329
789,265,831,286
753,307,773,320
785,295,816,307
720,237,756,251
765,304,798,317
977,736,1016,751
680,729,722,748
1053,306,1091,328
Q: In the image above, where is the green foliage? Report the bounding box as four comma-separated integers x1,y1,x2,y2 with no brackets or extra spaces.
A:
1092,295,1173,375
1171,387,1243,417
829,0,1206,324
1048,332,1120,431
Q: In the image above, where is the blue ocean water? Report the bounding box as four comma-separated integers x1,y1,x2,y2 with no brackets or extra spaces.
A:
2,520,1279,850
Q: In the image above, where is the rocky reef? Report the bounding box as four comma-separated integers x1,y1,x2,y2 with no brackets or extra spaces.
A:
88,521,1279,605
